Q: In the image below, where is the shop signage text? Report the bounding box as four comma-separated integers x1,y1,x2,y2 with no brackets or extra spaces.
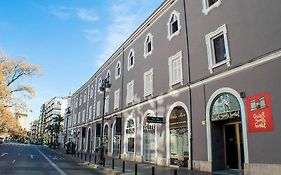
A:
146,116,164,123
246,92,274,132
211,110,240,121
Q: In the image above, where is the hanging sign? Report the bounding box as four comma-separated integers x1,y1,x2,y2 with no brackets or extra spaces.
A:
146,116,164,123
246,92,274,132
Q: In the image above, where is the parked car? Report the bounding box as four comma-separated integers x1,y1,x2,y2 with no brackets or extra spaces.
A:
0,137,4,144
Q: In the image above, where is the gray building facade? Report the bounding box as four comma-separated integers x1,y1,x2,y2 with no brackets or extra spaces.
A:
67,0,281,174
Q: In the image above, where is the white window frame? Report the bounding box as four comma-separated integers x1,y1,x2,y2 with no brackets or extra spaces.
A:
144,68,153,97
115,61,121,79
78,112,81,123
106,70,111,83
79,95,82,106
89,105,92,119
127,49,135,71
114,89,120,110
205,24,230,73
82,110,85,122
90,85,94,98
167,10,181,41
202,0,222,15
98,78,102,94
168,51,183,87
126,80,134,104
105,95,109,114
83,91,87,103
96,101,101,117
144,33,153,58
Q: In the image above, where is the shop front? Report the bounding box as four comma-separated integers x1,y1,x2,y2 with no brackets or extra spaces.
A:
169,106,189,167
143,112,156,163
206,88,249,172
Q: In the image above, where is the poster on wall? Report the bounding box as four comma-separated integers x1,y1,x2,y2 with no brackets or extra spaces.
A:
246,92,274,132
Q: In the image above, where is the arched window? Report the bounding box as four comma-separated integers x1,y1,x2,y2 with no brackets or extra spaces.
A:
115,61,121,79
144,33,153,58
104,124,109,154
167,10,181,41
128,49,134,70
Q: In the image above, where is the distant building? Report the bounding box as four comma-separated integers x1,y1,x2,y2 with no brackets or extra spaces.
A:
15,112,30,132
43,96,70,144
30,120,38,142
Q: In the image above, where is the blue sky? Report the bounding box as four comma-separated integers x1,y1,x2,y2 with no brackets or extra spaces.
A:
0,0,163,123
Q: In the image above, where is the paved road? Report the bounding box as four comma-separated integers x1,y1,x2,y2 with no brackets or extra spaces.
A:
0,142,107,175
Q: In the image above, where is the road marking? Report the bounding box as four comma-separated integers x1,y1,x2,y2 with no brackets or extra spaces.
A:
35,147,67,175
1,153,8,157
29,155,34,159
12,160,16,164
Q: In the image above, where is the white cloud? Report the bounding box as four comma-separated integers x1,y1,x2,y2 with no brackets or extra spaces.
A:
83,29,101,42
49,6,99,22
77,9,99,21
95,1,141,66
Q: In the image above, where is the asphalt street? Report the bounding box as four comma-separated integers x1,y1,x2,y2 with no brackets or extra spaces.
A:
0,142,107,175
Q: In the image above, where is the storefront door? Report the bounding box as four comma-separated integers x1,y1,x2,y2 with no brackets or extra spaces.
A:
224,123,244,169
144,129,155,162
113,135,120,158
170,128,188,166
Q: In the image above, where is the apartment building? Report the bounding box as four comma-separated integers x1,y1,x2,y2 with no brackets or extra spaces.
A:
44,96,69,143
67,0,281,174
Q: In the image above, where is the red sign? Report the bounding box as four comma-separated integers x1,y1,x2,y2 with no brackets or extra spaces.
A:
246,92,274,132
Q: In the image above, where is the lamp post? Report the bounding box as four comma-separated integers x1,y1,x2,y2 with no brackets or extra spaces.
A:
99,76,111,164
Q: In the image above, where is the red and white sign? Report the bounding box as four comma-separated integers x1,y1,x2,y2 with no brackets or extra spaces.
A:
246,92,274,133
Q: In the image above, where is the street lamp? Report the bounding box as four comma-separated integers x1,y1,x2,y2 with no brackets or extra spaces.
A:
99,76,111,164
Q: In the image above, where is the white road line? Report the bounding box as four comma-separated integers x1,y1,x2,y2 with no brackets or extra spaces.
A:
1,153,8,157
12,160,16,164
35,147,67,175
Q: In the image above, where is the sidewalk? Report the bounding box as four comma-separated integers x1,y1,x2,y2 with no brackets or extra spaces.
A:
62,150,211,175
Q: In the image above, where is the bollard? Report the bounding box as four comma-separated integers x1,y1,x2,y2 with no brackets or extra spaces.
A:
112,159,114,169
85,153,87,161
89,154,91,162
122,161,125,173
81,153,83,160
94,155,97,164
103,158,105,167
152,166,155,175
135,163,137,175
174,169,177,175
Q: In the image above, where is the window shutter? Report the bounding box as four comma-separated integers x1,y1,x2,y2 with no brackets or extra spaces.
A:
168,59,172,86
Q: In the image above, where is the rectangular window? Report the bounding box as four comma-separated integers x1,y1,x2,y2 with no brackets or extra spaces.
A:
89,106,92,119
79,96,82,106
208,0,218,6
105,95,109,114
144,69,153,97
78,112,81,123
114,89,120,110
128,138,134,152
168,51,183,87
96,101,101,117
82,110,85,122
126,80,134,104
213,34,226,64
202,0,221,15
205,24,230,73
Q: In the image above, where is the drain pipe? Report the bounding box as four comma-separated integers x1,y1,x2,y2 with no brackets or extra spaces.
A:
182,0,193,170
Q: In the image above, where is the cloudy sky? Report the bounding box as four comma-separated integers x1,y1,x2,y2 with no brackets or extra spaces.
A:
0,0,163,123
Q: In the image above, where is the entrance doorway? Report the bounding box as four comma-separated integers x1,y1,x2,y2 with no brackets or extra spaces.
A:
169,106,188,167
224,123,244,170
208,92,246,171
143,125,155,162
112,123,120,158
